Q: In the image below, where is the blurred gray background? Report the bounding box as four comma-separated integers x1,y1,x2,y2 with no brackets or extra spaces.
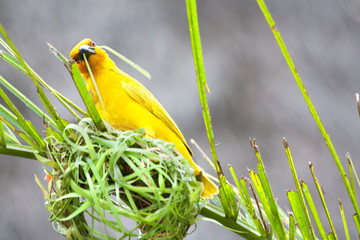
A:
0,0,360,239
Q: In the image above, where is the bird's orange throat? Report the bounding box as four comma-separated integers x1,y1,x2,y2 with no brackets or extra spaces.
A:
75,48,115,79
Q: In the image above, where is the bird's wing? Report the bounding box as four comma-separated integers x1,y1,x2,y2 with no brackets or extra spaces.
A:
122,76,193,156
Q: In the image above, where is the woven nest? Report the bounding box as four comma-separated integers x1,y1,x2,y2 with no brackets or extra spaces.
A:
38,118,202,240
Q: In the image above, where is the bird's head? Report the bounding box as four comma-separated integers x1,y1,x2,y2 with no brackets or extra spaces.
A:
70,38,111,75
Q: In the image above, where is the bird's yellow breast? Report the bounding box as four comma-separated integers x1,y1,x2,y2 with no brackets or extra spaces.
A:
85,67,174,142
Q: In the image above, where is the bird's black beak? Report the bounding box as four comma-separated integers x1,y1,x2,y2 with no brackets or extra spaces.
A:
78,44,96,61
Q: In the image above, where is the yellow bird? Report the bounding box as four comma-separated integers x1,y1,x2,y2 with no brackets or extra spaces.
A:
70,38,218,198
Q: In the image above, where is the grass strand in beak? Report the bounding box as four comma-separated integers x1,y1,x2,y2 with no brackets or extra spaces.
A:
99,45,152,80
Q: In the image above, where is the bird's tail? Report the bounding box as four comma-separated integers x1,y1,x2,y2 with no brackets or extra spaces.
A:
163,136,219,198
181,149,219,198
200,173,219,198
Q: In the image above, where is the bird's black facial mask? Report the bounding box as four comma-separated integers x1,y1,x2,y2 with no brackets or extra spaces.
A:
74,44,96,63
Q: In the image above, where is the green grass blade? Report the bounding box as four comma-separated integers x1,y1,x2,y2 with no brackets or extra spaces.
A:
200,201,266,240
190,139,216,170
218,174,238,220
328,232,335,239
0,75,58,130
347,152,360,193
0,143,37,159
251,139,286,239
356,93,360,119
83,54,108,122
249,170,282,239
0,51,26,73
48,88,83,119
46,125,64,143
0,116,34,147
283,138,316,239
0,98,48,148
348,157,356,202
287,190,314,240
3,127,22,144
240,178,268,236
248,179,271,236
47,42,68,64
353,214,360,237
309,162,338,239
228,165,245,202
0,119,6,147
99,45,151,80
339,200,350,240
0,37,15,56
256,0,360,224
185,0,222,181
0,104,25,132
2,122,20,144
229,164,267,235
301,181,327,239
0,118,20,146
288,213,295,240
69,63,105,131
35,153,60,169
256,161,287,239
0,85,45,149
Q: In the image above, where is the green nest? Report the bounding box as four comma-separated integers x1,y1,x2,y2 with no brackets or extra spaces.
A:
37,118,203,240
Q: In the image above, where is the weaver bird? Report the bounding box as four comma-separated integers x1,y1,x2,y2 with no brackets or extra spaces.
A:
70,38,218,198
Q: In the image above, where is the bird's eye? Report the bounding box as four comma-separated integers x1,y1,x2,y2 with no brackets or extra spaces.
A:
90,41,96,46
73,57,80,63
